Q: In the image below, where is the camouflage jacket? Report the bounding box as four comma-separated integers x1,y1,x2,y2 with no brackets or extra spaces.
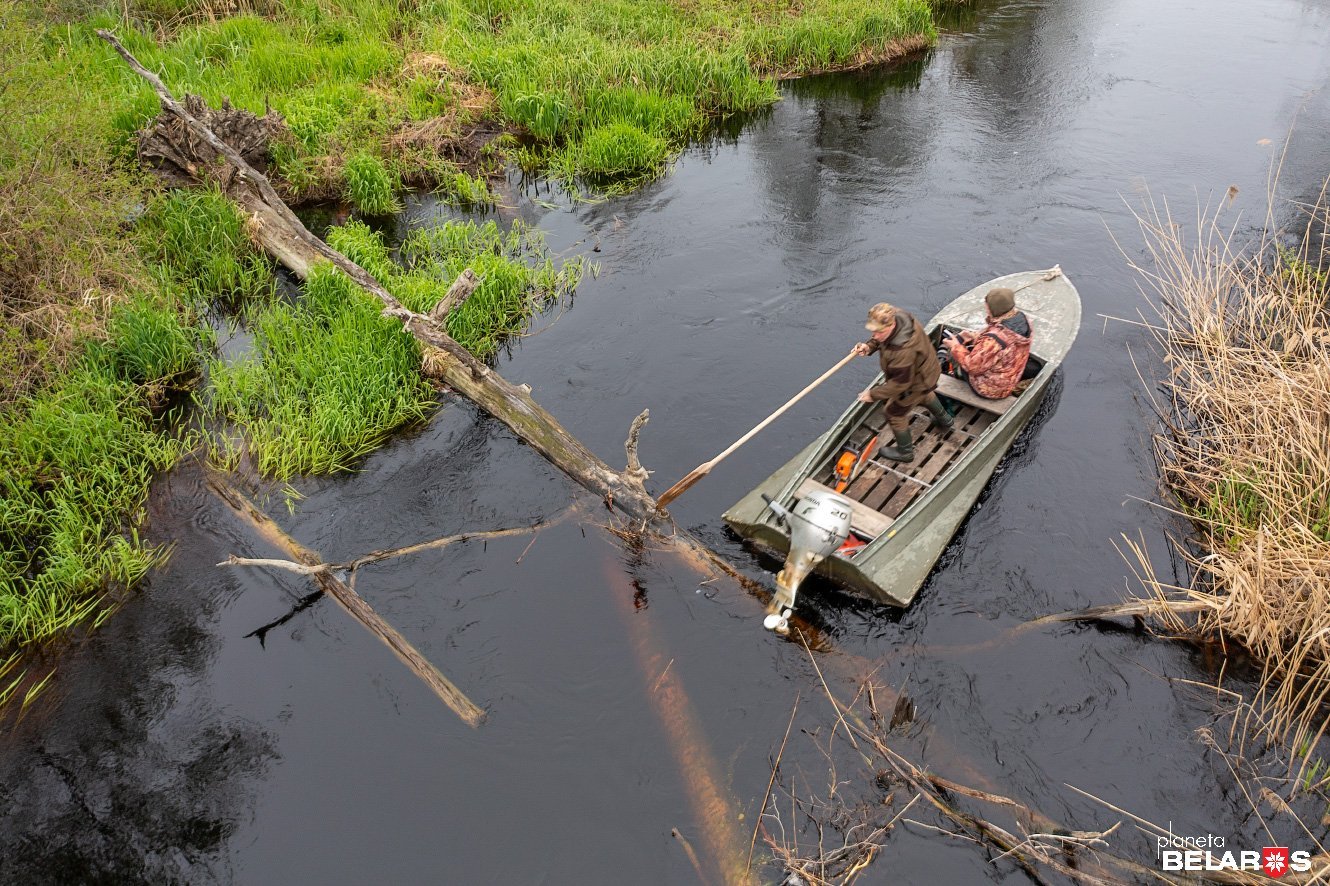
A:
951,312,1032,399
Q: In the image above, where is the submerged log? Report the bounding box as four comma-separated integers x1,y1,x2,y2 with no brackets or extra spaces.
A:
209,476,486,727
599,556,753,886
1027,599,1208,627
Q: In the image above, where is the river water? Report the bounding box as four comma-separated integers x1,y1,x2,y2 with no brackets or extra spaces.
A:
6,0,1330,882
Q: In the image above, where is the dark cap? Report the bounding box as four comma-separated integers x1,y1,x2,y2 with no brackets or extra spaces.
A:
985,287,1016,316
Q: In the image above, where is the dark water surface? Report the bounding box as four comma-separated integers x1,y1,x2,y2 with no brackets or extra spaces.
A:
8,0,1330,882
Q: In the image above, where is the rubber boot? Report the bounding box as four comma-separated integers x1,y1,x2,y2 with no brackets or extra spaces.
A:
877,428,915,462
925,395,954,432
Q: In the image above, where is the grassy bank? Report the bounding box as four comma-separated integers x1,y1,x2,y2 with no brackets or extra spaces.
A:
0,184,271,662
1126,193,1330,753
38,0,936,207
1,0,943,675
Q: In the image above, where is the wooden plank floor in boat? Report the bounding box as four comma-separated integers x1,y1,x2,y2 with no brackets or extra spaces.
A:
811,403,995,529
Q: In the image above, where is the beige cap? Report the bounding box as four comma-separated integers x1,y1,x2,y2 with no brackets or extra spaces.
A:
865,302,896,332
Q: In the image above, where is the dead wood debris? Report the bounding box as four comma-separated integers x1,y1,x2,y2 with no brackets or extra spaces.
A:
752,661,1330,886
209,474,486,726
137,93,285,188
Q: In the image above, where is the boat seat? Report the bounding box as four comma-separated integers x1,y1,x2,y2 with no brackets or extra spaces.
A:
795,478,893,539
935,373,1017,416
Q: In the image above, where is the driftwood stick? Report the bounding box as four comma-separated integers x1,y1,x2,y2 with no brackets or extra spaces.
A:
672,828,712,886
344,519,558,571
208,476,486,727
219,555,326,576
1027,599,1208,626
747,693,800,876
430,267,481,321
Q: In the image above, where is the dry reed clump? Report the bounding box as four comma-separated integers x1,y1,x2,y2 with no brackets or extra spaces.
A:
1124,187,1330,750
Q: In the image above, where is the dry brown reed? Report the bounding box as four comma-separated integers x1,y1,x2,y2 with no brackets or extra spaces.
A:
1121,181,1330,752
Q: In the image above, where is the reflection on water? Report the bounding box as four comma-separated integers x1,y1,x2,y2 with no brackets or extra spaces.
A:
6,0,1330,881
0,469,277,882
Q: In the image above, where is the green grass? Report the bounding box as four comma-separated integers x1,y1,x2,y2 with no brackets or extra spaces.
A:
343,153,401,215
333,218,586,357
136,189,276,310
562,123,670,182
103,295,204,385
21,0,936,209
0,346,194,651
420,0,935,186
0,3,150,402
209,219,586,477
208,262,434,478
440,170,497,207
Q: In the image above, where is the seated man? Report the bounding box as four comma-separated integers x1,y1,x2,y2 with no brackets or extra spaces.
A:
852,302,953,462
941,287,1032,399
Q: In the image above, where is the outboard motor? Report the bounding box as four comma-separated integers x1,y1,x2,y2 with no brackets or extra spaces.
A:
762,488,854,634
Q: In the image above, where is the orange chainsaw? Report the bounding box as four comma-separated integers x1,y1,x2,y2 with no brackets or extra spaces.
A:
831,433,878,494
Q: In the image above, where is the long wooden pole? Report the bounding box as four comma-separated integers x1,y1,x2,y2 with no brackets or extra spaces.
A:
655,349,859,509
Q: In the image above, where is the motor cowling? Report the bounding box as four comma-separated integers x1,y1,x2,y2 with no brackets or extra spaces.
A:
764,488,854,633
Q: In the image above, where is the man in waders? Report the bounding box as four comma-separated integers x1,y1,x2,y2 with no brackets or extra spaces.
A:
941,287,1032,399
852,302,952,462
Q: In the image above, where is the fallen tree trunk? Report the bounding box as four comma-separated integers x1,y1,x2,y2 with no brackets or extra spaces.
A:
208,475,487,727
101,31,657,518
97,29,774,587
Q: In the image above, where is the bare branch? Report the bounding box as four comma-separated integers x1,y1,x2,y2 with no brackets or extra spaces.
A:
623,408,651,488
430,268,481,321
218,555,328,576
209,476,486,727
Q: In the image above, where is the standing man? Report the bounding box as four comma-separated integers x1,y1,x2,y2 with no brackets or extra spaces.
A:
942,287,1032,399
853,302,952,462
